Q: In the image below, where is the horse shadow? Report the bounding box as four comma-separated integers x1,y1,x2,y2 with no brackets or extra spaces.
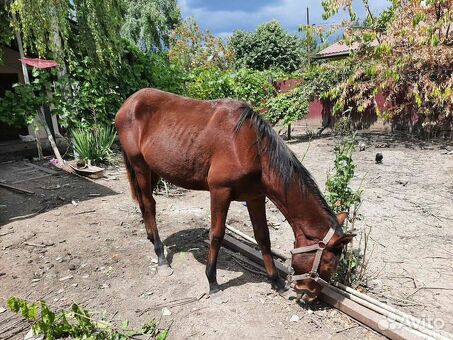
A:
163,227,330,311
164,227,271,291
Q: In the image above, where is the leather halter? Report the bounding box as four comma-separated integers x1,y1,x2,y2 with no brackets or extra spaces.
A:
287,227,337,286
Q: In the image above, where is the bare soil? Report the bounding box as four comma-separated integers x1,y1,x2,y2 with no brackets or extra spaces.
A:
1,131,452,339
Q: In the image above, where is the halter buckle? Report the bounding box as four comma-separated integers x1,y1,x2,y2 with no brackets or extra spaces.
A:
309,271,319,279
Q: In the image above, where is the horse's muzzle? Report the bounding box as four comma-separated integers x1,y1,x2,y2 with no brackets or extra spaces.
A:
292,281,322,303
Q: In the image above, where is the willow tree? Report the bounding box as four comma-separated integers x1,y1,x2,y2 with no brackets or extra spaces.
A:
121,0,181,53
0,3,13,62
5,0,125,70
1,0,162,130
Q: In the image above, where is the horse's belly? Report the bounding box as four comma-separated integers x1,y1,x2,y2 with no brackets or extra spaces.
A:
142,147,211,191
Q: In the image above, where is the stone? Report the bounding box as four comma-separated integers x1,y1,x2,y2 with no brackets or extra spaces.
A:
162,307,172,316
290,314,300,322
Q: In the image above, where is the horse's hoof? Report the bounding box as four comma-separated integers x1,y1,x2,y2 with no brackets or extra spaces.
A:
209,289,228,304
157,264,173,276
271,277,287,292
279,288,297,300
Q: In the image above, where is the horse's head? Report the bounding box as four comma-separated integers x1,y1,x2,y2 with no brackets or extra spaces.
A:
290,212,355,303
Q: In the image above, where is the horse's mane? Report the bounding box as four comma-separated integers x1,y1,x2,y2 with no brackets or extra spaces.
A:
234,106,338,227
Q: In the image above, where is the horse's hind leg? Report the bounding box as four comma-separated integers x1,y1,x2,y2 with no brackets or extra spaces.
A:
246,196,286,291
133,163,173,276
206,187,232,295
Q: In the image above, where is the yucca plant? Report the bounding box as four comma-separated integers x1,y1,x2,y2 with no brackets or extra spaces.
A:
72,125,117,164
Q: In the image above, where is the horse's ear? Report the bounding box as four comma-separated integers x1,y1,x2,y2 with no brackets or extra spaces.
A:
336,212,348,225
330,234,355,249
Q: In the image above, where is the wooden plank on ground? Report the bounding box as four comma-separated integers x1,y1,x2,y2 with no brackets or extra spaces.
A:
222,234,288,276
12,173,52,184
24,162,58,175
320,286,429,340
0,182,34,195
221,234,431,340
225,224,288,260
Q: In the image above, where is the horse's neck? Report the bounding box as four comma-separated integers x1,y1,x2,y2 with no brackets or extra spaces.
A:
264,175,332,241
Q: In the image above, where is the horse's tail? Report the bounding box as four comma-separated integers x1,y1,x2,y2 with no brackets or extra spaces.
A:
122,150,141,202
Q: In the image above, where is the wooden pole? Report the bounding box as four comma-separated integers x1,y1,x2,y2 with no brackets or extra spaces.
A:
13,13,64,166
0,182,34,195
12,13,44,160
306,7,311,67
226,224,288,260
327,284,447,340
332,281,450,338
38,107,64,165
222,234,288,276
219,233,451,340
320,286,431,340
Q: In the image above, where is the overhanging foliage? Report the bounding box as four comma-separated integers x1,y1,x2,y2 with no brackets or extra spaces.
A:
322,0,453,135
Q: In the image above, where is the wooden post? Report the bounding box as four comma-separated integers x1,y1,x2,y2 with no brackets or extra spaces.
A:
13,13,64,166
12,13,44,159
306,7,311,67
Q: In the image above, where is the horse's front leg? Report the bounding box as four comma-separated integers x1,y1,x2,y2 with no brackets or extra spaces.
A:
205,187,232,295
247,196,286,291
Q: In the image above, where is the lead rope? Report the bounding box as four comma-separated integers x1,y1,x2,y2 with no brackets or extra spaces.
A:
287,227,336,286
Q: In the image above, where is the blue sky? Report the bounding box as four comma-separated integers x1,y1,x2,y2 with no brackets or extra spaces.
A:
178,0,391,38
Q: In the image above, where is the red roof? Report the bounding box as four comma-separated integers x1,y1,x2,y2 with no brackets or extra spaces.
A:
19,58,59,69
317,40,378,58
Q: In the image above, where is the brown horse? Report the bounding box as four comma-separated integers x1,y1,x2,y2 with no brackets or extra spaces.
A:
115,88,354,302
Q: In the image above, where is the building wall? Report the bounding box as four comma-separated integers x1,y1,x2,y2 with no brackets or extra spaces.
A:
0,46,28,141
0,46,25,83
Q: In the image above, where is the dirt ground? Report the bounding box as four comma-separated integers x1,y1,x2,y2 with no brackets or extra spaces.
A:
1,131,452,339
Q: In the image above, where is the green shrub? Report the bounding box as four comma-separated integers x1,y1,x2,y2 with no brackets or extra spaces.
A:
231,68,276,110
185,66,278,110
186,67,235,100
72,125,117,164
150,53,188,94
265,86,310,125
54,41,154,130
325,134,369,287
7,296,168,340
0,68,54,128
263,61,355,127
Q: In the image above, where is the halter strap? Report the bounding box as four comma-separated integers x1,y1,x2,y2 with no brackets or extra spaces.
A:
288,227,337,286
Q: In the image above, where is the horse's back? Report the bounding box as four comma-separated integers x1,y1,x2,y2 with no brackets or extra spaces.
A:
116,88,242,134
115,88,262,193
